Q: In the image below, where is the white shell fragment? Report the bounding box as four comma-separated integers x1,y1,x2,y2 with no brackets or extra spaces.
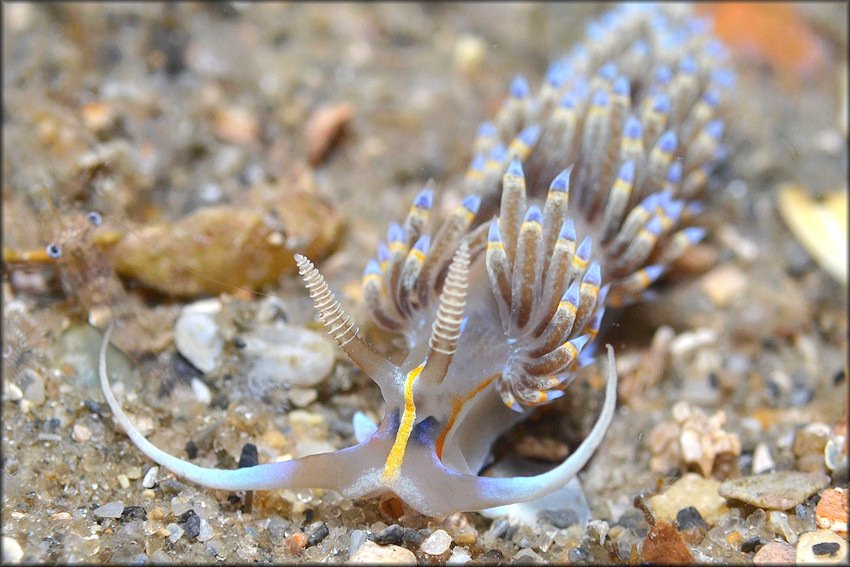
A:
174,301,223,374
778,184,848,285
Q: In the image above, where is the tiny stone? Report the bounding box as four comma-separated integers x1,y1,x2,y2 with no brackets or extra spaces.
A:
401,528,424,545
513,547,543,564
420,529,452,555
812,542,840,556
447,546,472,564
307,523,329,546
640,520,693,564
121,506,147,522
289,387,318,407
348,530,367,557
815,487,848,535
142,466,159,488
649,473,730,525
162,478,185,494
676,506,708,531
72,423,92,443
185,440,198,460
479,549,504,563
741,535,762,552
373,524,405,545
718,471,830,510
85,399,106,416
752,442,776,474
753,540,795,565
346,540,416,564
166,522,184,543
796,529,847,563
117,474,130,489
2,536,23,564
191,377,212,405
93,501,125,518
540,508,579,528
568,547,590,562
179,510,201,539
174,308,223,374
768,510,799,544
238,444,259,468
197,519,214,542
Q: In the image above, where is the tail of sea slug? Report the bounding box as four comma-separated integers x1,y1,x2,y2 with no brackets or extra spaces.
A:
361,3,730,409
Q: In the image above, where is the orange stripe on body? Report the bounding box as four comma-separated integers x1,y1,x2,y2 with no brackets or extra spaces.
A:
435,373,500,460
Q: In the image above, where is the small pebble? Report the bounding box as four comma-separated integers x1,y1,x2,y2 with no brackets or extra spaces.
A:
72,423,91,443
289,387,318,408
307,523,329,546
400,528,424,545
373,524,405,545
420,529,451,555
179,510,201,539
121,506,147,522
741,535,762,552
640,520,693,564
190,377,212,405
185,440,198,460
238,443,259,468
20,367,45,406
166,522,184,543
675,506,708,531
348,530,367,556
753,540,796,565
768,510,799,544
197,519,214,542
305,102,354,166
142,466,158,488
453,34,486,76
513,547,543,564
815,487,848,535
214,106,259,145
174,308,223,374
701,264,748,307
718,471,830,510
543,507,581,529
649,473,729,525
752,442,776,474
117,474,130,489
162,478,185,494
479,549,504,563
3,381,23,402
568,546,590,562
283,532,307,554
447,546,472,564
345,540,416,564
93,501,125,518
2,536,23,564
795,529,847,563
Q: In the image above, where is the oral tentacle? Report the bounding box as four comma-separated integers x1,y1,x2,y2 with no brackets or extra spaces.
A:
99,324,382,496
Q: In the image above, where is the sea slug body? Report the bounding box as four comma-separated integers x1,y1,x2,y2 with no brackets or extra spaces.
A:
100,3,732,517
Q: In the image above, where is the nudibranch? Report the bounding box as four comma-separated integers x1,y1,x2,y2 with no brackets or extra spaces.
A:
100,4,731,517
